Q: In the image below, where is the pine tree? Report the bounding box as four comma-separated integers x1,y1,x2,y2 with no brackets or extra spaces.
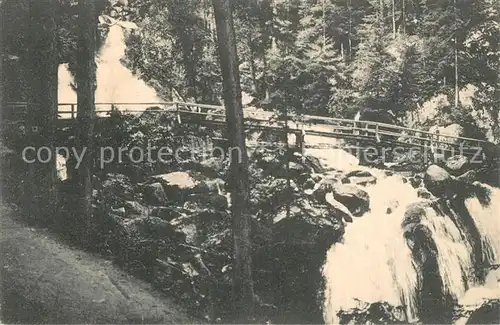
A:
212,0,255,321
24,0,58,223
75,0,97,245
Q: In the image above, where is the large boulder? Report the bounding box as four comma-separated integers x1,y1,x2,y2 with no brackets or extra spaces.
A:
342,170,377,186
332,184,370,217
121,216,182,241
293,152,324,173
193,157,226,178
455,170,477,185
101,173,135,207
150,206,182,222
325,193,354,223
123,200,149,217
151,172,198,202
143,182,168,206
445,155,470,176
424,165,453,198
309,178,337,201
337,301,407,325
271,199,344,250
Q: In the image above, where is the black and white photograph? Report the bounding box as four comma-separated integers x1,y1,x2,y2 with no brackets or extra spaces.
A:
0,0,499,324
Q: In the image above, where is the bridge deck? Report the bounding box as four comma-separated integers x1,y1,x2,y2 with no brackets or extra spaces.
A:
3,101,489,155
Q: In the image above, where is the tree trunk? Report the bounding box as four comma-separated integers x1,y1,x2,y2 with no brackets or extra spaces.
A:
454,0,459,107
24,0,58,223
348,0,352,57
247,35,259,95
262,53,270,100
402,0,406,35
392,0,396,37
322,0,326,50
212,0,255,322
75,0,97,246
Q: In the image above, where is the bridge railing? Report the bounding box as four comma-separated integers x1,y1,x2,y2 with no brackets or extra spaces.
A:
4,101,489,150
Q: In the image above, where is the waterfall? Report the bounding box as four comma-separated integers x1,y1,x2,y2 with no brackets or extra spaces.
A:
58,24,161,114
465,185,500,266
322,171,500,324
323,172,421,324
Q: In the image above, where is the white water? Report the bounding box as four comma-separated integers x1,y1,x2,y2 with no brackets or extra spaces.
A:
58,24,161,113
319,158,500,323
465,185,500,266
322,172,421,324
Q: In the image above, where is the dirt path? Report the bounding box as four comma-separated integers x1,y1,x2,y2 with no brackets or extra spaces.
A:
0,205,196,324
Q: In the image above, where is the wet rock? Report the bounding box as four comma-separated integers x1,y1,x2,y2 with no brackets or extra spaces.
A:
101,173,135,205
410,177,422,189
299,154,324,173
332,184,370,217
194,157,226,178
143,182,168,206
445,155,470,176
325,193,354,223
417,188,432,199
455,170,476,185
303,178,316,190
189,193,229,211
338,301,407,325
348,176,377,187
312,174,323,183
152,172,197,189
272,205,344,250
170,217,198,245
123,216,182,240
424,165,453,198
123,200,149,217
345,170,374,178
289,161,308,176
312,178,337,202
194,178,225,194
150,206,181,222
462,299,500,325
152,172,198,202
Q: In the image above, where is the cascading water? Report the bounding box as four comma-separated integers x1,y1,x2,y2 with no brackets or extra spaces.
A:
58,23,161,112
322,170,500,324
322,172,421,324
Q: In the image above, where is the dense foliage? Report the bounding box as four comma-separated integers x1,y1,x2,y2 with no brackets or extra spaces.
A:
2,0,498,140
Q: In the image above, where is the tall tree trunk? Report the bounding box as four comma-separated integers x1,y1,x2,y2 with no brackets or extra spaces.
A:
75,0,97,246
247,36,259,95
262,53,270,100
259,0,272,99
25,0,58,223
402,0,406,34
454,0,459,107
392,0,396,37
348,0,352,57
322,0,326,50
212,0,255,322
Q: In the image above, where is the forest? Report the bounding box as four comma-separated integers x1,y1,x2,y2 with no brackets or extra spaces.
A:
1,0,500,324
3,0,499,138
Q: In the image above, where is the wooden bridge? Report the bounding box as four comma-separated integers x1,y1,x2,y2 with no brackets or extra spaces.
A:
3,101,489,158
